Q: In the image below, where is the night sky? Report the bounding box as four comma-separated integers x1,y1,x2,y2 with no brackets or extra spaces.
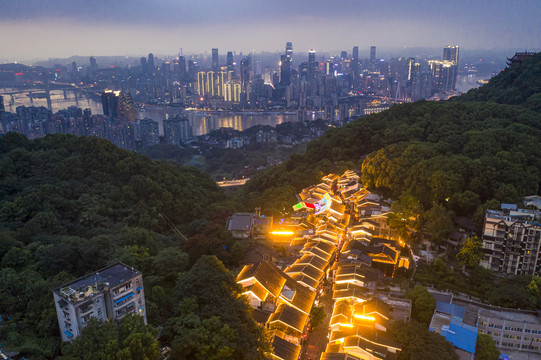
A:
1,0,540,61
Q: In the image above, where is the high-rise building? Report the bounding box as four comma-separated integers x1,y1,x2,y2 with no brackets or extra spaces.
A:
136,118,160,148
178,56,187,82
370,46,376,62
308,49,317,80
226,51,234,72
164,116,192,144
102,90,120,118
240,57,251,92
212,48,219,71
428,60,457,92
443,45,459,65
89,56,98,75
53,262,147,342
140,57,148,74
286,42,293,60
148,53,155,73
352,46,359,62
0,95,4,113
279,55,291,86
197,71,206,96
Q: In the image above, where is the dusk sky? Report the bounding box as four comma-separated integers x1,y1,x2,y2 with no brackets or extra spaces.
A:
1,0,540,61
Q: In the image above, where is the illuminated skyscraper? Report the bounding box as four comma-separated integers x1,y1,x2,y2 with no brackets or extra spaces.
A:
286,42,293,60
197,72,206,96
443,46,459,65
212,48,219,71
308,49,317,80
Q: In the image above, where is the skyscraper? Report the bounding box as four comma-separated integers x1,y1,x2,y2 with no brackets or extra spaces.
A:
89,56,98,75
308,49,317,80
370,46,376,62
279,55,291,86
226,51,234,72
212,48,219,71
286,42,293,60
140,57,148,74
0,95,4,113
148,53,155,73
443,46,459,65
102,90,119,118
178,56,187,82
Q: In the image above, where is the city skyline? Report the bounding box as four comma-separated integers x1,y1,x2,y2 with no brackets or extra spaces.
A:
1,0,540,61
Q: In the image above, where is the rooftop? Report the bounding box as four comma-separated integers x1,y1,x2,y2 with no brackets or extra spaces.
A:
55,262,140,303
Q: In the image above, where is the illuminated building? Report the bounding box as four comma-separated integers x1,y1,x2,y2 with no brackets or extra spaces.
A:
54,263,146,342
286,41,293,60
308,49,317,80
101,90,120,118
197,71,206,96
428,59,457,92
443,45,459,65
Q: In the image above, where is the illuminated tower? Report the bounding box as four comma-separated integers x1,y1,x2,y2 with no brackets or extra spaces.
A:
197,72,206,96
212,48,219,71
443,46,459,65
286,42,293,61
308,49,317,80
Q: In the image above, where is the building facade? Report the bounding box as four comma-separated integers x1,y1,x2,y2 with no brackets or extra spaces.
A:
480,209,541,276
53,263,146,342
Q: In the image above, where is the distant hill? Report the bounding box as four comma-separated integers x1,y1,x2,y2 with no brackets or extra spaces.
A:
244,53,541,230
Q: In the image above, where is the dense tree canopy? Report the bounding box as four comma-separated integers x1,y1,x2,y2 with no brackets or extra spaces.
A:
162,256,271,360
0,134,245,358
389,320,459,360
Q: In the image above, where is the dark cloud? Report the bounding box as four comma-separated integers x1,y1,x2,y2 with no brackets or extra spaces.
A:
0,0,539,60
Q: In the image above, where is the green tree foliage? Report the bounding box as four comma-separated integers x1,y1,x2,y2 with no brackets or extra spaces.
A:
389,320,459,360
475,333,500,360
406,285,436,324
0,134,241,357
457,237,483,268
162,256,271,360
459,52,541,111
59,314,160,360
309,305,326,331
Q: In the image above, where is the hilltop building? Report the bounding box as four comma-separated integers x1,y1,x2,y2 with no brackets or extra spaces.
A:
53,263,146,342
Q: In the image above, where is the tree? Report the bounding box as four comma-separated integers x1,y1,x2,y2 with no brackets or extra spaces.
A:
309,305,326,331
406,285,436,324
424,204,455,245
475,333,500,360
163,256,271,359
456,237,483,268
389,320,459,360
60,314,160,360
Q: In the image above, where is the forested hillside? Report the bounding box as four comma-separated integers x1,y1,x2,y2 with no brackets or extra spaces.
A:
459,52,541,111
244,55,541,238
0,133,263,358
